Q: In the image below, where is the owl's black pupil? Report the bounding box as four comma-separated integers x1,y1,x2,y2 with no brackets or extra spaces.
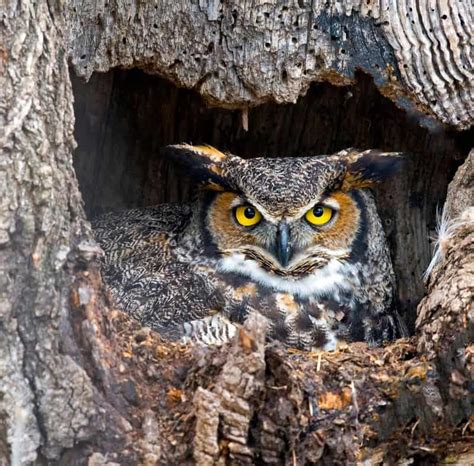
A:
244,207,255,219
313,206,324,217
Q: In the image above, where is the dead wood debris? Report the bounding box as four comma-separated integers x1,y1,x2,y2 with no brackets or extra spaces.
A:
82,179,473,464
92,304,472,465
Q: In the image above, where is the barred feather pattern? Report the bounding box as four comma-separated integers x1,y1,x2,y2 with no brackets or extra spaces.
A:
93,148,406,350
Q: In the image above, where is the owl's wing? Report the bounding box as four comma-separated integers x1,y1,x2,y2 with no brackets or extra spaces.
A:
92,204,191,264
93,204,228,336
101,258,224,325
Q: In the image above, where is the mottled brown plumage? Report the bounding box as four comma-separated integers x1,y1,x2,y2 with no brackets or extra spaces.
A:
93,145,406,350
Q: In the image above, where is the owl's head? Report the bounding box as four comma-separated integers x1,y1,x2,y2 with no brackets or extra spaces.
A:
164,144,402,288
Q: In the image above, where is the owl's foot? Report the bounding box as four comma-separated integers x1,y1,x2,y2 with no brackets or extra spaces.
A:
161,314,238,346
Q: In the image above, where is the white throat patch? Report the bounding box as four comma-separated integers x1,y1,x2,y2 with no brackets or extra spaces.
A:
217,253,358,297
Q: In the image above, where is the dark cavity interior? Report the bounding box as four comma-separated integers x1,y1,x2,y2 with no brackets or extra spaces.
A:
71,68,471,332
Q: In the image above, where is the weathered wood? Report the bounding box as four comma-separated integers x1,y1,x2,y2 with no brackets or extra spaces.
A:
67,0,473,129
443,149,473,221
73,284,471,464
0,2,132,463
416,149,473,427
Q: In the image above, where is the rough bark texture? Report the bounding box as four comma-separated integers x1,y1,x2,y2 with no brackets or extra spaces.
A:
1,2,90,462
443,148,473,220
67,0,473,129
1,2,133,464
416,149,473,429
0,0,473,465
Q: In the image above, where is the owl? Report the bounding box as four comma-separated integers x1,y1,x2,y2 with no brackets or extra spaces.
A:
93,144,407,350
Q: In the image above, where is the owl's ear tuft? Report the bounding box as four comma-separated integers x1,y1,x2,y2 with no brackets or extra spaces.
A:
341,149,404,190
162,144,231,190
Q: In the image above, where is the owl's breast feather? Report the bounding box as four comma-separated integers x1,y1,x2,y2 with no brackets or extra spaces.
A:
217,253,359,298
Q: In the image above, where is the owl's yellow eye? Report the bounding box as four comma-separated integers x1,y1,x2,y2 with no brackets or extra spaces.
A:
305,205,334,226
234,205,262,227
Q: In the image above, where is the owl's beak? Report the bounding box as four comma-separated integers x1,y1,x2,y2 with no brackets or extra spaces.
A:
276,221,291,267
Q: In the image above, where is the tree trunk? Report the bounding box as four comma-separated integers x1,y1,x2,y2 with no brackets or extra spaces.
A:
0,2,135,463
1,1,472,465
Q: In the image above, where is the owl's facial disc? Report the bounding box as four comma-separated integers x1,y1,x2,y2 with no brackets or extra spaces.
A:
207,191,359,279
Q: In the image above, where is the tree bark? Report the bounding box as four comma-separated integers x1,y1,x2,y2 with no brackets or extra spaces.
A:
1,2,132,463
0,1,472,465
67,0,473,129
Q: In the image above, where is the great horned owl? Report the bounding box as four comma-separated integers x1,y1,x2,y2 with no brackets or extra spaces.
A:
93,144,406,350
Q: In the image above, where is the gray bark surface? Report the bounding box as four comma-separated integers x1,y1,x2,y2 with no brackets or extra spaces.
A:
1,2,89,461
443,149,473,220
67,0,473,129
0,0,472,464
0,2,132,463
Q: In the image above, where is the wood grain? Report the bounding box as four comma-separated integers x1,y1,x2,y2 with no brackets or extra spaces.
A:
67,0,473,129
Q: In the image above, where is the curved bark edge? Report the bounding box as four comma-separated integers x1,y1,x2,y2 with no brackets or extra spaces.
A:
67,0,473,129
